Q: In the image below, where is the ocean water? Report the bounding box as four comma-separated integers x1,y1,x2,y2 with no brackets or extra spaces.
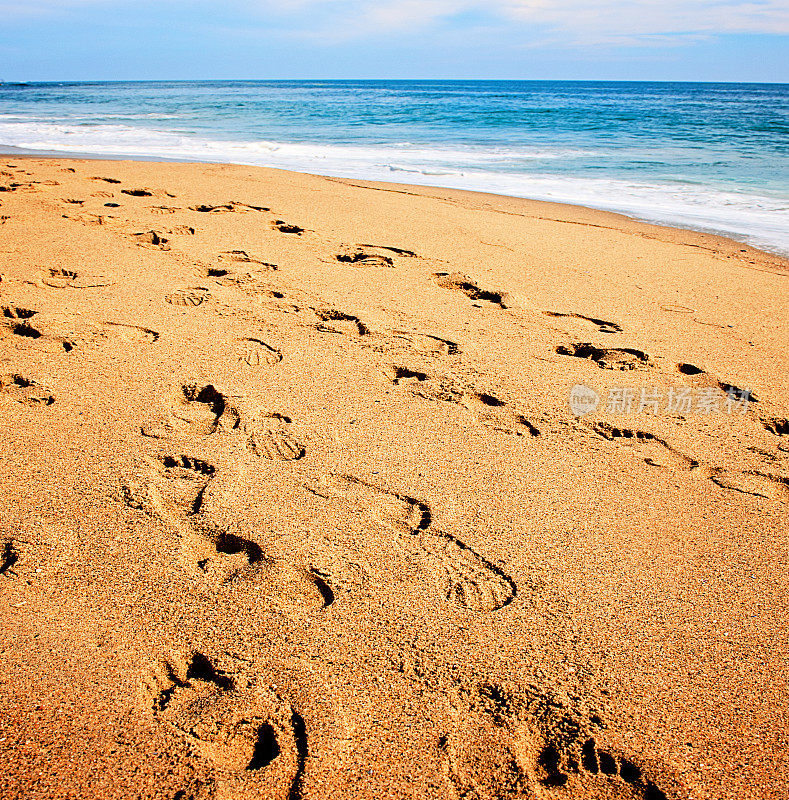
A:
1,80,787,255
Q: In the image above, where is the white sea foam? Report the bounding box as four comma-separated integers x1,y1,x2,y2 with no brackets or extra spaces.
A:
1,119,787,255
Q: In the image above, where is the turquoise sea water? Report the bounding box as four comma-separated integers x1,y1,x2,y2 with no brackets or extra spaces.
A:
1,80,787,254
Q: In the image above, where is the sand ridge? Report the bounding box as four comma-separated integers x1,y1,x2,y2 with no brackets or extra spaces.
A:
0,157,787,799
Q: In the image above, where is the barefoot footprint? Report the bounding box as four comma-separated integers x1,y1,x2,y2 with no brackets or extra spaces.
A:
444,682,670,800
122,453,250,575
141,652,307,799
305,474,516,612
123,453,320,591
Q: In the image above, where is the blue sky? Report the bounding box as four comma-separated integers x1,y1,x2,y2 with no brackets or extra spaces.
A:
1,0,787,82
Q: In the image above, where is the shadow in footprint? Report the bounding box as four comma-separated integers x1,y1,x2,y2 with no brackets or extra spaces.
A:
448,682,671,800
558,342,650,370
434,272,507,308
0,373,55,405
2,305,37,320
591,422,699,471
213,531,265,564
544,311,622,334
306,474,515,612
0,539,19,576
142,653,307,798
316,308,369,336
677,363,758,404
761,417,789,436
711,469,788,501
272,220,304,235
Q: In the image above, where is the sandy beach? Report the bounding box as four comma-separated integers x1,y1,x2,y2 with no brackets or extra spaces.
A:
1,156,787,800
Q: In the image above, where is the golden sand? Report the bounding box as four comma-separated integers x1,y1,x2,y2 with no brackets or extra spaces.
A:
0,157,787,799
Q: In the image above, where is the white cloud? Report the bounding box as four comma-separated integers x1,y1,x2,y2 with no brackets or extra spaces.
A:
254,0,789,42
3,0,788,43
500,0,789,37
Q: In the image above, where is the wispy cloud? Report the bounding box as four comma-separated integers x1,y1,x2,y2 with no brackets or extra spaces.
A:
500,0,789,38
240,0,789,46
3,0,788,44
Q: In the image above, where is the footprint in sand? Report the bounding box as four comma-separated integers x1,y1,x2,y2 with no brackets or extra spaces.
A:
191,203,235,213
245,412,306,461
433,272,509,309
190,201,269,213
101,321,159,343
0,373,55,406
305,474,516,613
141,652,307,800
589,422,699,471
334,244,404,268
208,255,278,291
43,267,77,287
142,383,238,439
677,363,758,404
39,267,114,289
209,268,277,293
390,331,461,357
461,391,542,438
142,383,306,461
444,682,670,800
358,243,417,257
710,469,788,502
165,286,210,307
2,305,37,321
760,417,789,436
387,367,541,438
123,453,217,524
121,188,154,197
122,453,255,578
544,310,622,334
218,250,277,269
1,539,20,577
132,230,171,250
591,422,787,499
236,338,283,368
61,211,115,226
315,308,370,337
557,342,650,370
124,451,321,595
2,312,77,352
272,220,305,235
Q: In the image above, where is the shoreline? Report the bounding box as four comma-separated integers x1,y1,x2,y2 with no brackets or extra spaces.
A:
1,154,788,799
3,148,788,266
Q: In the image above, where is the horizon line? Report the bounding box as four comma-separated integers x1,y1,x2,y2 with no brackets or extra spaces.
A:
3,78,789,85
